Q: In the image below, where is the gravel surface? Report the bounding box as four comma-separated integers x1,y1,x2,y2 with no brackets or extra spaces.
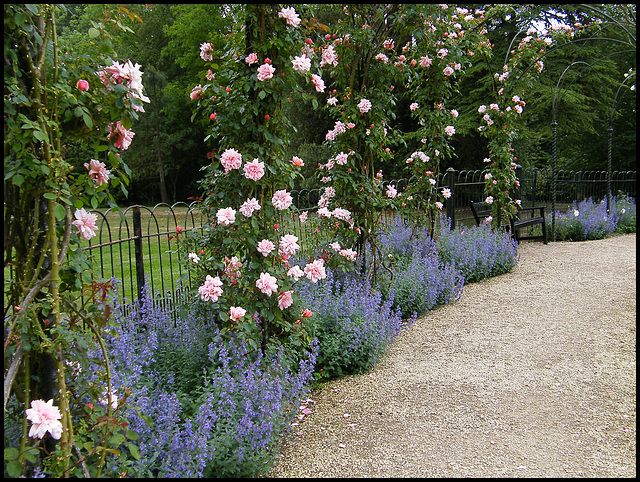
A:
269,233,636,478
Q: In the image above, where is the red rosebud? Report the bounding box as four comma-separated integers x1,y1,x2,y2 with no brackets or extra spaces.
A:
265,114,270,120
176,226,183,233
210,113,217,120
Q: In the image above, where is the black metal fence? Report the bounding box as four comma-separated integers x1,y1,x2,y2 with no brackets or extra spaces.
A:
6,168,632,315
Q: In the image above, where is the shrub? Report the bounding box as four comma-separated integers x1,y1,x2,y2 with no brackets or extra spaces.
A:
98,285,316,478
612,194,636,234
551,197,620,241
434,218,519,283
298,270,402,380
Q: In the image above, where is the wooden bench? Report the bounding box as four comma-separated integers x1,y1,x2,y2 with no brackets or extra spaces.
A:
470,200,548,244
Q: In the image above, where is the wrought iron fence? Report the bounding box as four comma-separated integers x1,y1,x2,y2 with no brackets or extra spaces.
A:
5,168,635,316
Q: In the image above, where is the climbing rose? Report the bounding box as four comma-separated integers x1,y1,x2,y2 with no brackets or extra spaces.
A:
72,208,98,240
84,159,110,186
278,290,294,310
272,189,293,210
444,125,456,136
216,207,236,226
320,45,338,67
243,158,265,181
291,156,304,167
240,198,261,217
220,148,243,172
257,63,275,81
257,239,275,257
278,6,300,27
279,234,300,256
25,399,63,440
229,306,246,321
311,74,325,92
287,265,305,281
304,258,326,283
245,52,258,65
198,275,223,302
291,55,311,72
386,185,398,199
256,272,278,296
200,42,214,61
107,121,135,150
357,98,372,113
442,188,452,199
410,102,419,111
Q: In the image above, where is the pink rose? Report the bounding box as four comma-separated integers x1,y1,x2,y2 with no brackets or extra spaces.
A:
256,272,278,296
84,159,110,186
243,159,265,181
25,399,63,440
278,290,294,310
220,148,243,172
198,275,223,302
257,239,275,257
72,208,98,240
229,306,247,321
304,259,326,283
279,234,300,256
76,79,89,91
257,63,275,81
272,189,293,211
216,207,236,226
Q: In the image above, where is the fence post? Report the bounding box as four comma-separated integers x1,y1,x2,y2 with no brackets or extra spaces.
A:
445,167,455,229
132,206,145,303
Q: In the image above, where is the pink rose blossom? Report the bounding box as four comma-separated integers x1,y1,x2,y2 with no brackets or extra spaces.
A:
200,42,214,61
304,259,327,283
278,290,294,310
291,156,304,167
478,104,487,113
451,109,459,118
441,188,452,199
320,45,338,67
278,6,301,27
240,198,261,217
84,159,111,186
216,207,236,226
287,265,305,281
485,196,494,204
386,185,398,198
339,248,358,262
25,399,63,440
419,55,433,67
220,148,243,172
108,121,135,150
72,208,98,240
245,52,258,65
443,66,455,76
190,84,203,100
357,98,372,113
410,102,419,111
311,74,325,93
256,272,278,296
76,79,89,91
272,189,293,211
198,275,223,302
243,158,265,181
257,63,275,81
229,306,247,321
435,201,444,210
257,239,275,257
444,125,456,136
279,234,300,256
291,55,311,72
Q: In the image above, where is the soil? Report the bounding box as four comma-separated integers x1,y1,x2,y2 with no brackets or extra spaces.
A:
269,233,636,478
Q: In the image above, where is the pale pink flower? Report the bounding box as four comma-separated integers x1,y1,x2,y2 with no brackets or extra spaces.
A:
240,198,261,217
376,53,389,63
84,159,110,186
443,66,455,76
278,6,301,27
311,74,325,92
245,52,258,65
257,63,275,81
190,84,203,100
229,306,247,321
441,188,452,199
216,207,236,226
437,48,448,58
291,55,311,72
358,98,372,113
188,252,200,264
279,234,300,256
335,152,349,165
444,125,456,136
200,42,214,61
287,265,305,281
478,104,487,113
278,290,294,310
320,45,338,67
243,158,265,181
489,103,500,111
419,55,432,67
332,207,351,222
72,208,98,240
272,189,293,210
220,148,243,171
339,248,358,262
291,156,304,167
451,109,459,118
484,216,493,224
304,259,326,283
198,275,223,302
256,272,278,296
25,399,63,440
485,196,494,204
410,102,419,111
299,211,308,223
327,97,338,106
108,121,135,150
329,242,341,252
386,185,398,199
435,201,444,210
257,239,276,257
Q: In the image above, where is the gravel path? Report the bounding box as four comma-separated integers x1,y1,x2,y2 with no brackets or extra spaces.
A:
269,233,636,478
